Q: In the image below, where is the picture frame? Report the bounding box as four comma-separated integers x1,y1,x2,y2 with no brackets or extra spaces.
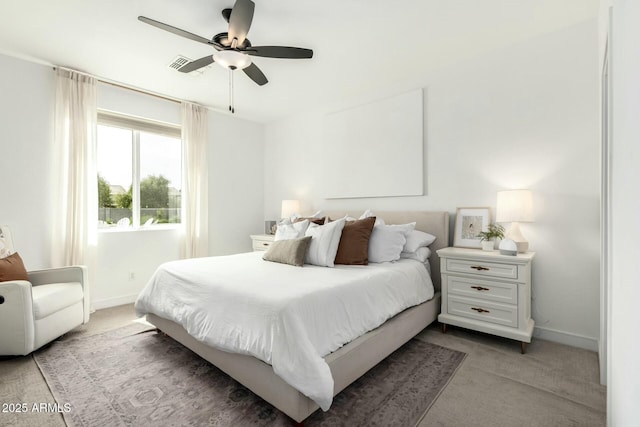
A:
453,207,491,248
264,220,277,235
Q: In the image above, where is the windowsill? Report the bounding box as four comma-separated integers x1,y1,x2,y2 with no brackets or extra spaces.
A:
98,224,181,233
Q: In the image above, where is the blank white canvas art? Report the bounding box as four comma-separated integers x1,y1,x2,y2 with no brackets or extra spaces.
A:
322,89,424,199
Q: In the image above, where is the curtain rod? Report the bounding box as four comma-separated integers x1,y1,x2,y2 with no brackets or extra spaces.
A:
53,66,181,105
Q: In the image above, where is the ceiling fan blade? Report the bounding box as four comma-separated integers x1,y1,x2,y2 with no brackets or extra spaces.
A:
245,46,313,59
138,16,213,46
227,0,255,47
178,55,215,73
242,63,268,86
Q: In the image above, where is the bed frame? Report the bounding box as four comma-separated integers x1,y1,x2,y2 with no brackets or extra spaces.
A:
146,211,449,424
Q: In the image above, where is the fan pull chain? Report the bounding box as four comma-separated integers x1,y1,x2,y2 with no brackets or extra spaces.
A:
228,70,232,113
228,70,235,114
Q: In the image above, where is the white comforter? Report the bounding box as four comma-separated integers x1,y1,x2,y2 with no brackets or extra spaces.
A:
134,251,434,411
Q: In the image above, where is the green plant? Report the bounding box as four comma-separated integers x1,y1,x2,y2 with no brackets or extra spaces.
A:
478,223,505,241
97,174,114,208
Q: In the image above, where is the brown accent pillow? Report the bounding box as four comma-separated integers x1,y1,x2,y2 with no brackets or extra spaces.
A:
334,217,376,265
0,252,29,282
294,217,325,225
263,236,312,267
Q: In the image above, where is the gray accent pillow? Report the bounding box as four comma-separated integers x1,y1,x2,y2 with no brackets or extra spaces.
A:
263,236,312,267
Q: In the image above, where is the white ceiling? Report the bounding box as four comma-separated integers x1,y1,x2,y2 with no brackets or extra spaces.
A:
0,0,598,123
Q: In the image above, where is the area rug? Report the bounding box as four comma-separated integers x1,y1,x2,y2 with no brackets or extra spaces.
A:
34,323,466,427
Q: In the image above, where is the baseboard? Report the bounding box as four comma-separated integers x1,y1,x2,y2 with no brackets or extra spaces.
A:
533,326,598,352
92,293,138,310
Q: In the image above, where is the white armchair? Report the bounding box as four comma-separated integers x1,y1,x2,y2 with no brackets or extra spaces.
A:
0,226,90,356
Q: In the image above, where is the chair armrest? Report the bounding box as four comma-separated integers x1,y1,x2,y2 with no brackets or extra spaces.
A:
0,280,35,355
28,265,87,287
27,265,90,324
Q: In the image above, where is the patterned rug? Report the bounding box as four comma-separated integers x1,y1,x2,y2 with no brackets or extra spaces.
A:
34,323,466,427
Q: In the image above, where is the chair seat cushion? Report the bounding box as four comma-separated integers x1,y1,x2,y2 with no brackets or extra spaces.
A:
31,282,83,320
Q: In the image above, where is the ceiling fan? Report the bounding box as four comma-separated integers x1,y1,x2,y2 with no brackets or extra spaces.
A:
138,0,313,87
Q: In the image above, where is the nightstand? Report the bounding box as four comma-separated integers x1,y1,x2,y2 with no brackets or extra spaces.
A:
436,247,535,354
250,234,275,251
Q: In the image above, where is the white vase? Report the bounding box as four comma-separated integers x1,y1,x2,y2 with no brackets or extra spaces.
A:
481,240,494,251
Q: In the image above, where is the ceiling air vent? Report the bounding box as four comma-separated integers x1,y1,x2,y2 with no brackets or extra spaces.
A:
168,55,191,71
167,55,209,75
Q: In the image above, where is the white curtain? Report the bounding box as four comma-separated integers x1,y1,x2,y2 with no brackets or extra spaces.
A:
51,68,98,279
181,102,209,258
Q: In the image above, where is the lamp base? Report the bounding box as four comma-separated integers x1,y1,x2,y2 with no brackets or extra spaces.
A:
506,222,529,253
514,240,529,254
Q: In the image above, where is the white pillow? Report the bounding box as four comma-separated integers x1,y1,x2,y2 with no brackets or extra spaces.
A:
304,218,346,267
359,209,375,219
275,219,309,241
359,209,381,220
291,210,324,222
368,222,416,263
359,210,385,226
400,246,432,263
403,230,437,253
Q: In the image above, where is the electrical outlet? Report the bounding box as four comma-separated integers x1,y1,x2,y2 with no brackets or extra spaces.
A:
128,272,136,281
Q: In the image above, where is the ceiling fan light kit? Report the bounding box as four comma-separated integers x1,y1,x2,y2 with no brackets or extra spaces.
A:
138,0,313,113
213,50,251,70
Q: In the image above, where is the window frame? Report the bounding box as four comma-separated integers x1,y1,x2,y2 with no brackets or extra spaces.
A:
97,110,182,231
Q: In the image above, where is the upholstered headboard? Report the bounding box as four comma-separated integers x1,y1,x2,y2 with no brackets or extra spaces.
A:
323,211,449,291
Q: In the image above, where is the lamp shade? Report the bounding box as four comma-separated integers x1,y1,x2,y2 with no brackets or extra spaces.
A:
281,200,300,219
496,190,534,223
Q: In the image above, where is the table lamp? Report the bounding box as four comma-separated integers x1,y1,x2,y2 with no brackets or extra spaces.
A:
281,199,300,220
496,189,534,253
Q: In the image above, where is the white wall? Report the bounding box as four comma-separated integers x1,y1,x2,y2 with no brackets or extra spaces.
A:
0,55,54,270
93,228,182,308
609,0,640,424
208,113,265,256
0,54,265,309
265,20,600,350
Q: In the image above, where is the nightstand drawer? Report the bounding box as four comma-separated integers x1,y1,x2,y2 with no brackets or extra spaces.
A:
445,258,518,280
250,234,275,252
252,240,273,251
447,276,518,305
448,295,518,328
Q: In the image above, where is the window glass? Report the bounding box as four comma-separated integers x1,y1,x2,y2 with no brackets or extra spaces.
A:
97,114,181,229
97,125,132,227
139,132,182,225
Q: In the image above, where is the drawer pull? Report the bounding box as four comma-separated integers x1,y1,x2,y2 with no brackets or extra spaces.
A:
471,307,490,314
470,265,490,271
263,243,269,246
470,286,490,291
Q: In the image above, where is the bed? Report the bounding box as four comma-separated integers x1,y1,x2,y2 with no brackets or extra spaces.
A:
135,210,449,423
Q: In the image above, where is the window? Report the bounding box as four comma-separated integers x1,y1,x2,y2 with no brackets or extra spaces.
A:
97,111,181,228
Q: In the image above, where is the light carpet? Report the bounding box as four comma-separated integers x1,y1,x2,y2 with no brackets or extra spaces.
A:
34,323,466,426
